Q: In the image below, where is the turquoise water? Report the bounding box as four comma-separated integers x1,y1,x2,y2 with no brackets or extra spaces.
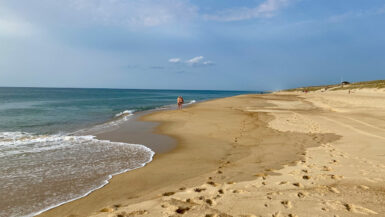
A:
0,87,253,134
0,87,255,217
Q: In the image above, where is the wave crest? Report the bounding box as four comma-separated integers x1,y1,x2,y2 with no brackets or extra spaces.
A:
115,110,135,117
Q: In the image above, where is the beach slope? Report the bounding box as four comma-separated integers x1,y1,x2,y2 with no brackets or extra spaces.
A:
40,91,385,217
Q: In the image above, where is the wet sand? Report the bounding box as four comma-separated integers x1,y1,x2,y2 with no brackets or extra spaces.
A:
38,91,385,217
95,110,177,154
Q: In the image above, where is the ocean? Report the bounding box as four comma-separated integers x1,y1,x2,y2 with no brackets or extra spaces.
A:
0,87,254,217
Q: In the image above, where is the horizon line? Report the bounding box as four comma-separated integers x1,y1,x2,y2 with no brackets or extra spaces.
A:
0,85,266,92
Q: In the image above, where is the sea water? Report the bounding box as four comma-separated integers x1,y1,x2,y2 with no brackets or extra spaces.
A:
0,87,254,217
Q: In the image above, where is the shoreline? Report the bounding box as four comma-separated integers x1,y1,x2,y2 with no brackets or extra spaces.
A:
21,97,222,217
40,95,338,216
38,90,385,217
31,143,155,217
30,104,180,217
33,97,227,216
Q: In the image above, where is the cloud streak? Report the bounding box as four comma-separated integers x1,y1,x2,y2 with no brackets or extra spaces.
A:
69,0,198,27
169,56,214,67
186,56,204,65
327,5,385,23
0,0,295,33
0,0,198,29
204,0,291,21
169,58,181,63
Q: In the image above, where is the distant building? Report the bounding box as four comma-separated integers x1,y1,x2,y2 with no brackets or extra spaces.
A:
341,81,350,85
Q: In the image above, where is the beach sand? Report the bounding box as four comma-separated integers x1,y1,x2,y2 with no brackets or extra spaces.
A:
38,90,385,217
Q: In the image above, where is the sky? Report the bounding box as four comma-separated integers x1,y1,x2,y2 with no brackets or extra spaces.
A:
0,0,384,91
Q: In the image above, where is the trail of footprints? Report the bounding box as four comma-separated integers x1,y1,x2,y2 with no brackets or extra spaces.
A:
97,141,382,217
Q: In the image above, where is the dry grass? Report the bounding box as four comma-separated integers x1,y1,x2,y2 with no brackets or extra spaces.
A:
284,84,338,92
283,79,385,92
331,80,385,90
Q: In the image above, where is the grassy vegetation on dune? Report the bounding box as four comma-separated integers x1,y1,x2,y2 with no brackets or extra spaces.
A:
284,84,338,92
283,79,385,92
331,80,385,90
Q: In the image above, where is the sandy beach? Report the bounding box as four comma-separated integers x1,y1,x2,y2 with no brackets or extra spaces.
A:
38,89,385,217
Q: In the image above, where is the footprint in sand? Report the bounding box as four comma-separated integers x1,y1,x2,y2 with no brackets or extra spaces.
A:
321,166,332,171
232,189,245,194
328,187,340,194
194,187,206,193
116,210,148,217
162,192,175,196
100,208,114,212
339,153,347,158
207,181,218,187
344,203,378,215
356,185,370,190
281,200,293,209
292,182,303,188
175,207,190,214
114,204,122,208
297,191,307,198
205,199,215,206
329,174,343,180
185,198,194,203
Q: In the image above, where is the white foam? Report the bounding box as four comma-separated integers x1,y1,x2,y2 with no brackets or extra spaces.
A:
0,132,97,157
0,131,155,217
115,109,135,117
187,100,196,105
26,141,154,217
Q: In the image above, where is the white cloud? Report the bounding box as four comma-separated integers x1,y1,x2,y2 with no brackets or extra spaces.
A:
169,58,181,63
203,61,214,65
186,56,204,65
204,0,291,21
168,56,214,67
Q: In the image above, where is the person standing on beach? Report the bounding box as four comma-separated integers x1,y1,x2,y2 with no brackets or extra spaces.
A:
177,96,184,110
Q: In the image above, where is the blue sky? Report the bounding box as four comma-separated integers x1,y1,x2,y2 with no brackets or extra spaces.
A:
1,0,384,90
